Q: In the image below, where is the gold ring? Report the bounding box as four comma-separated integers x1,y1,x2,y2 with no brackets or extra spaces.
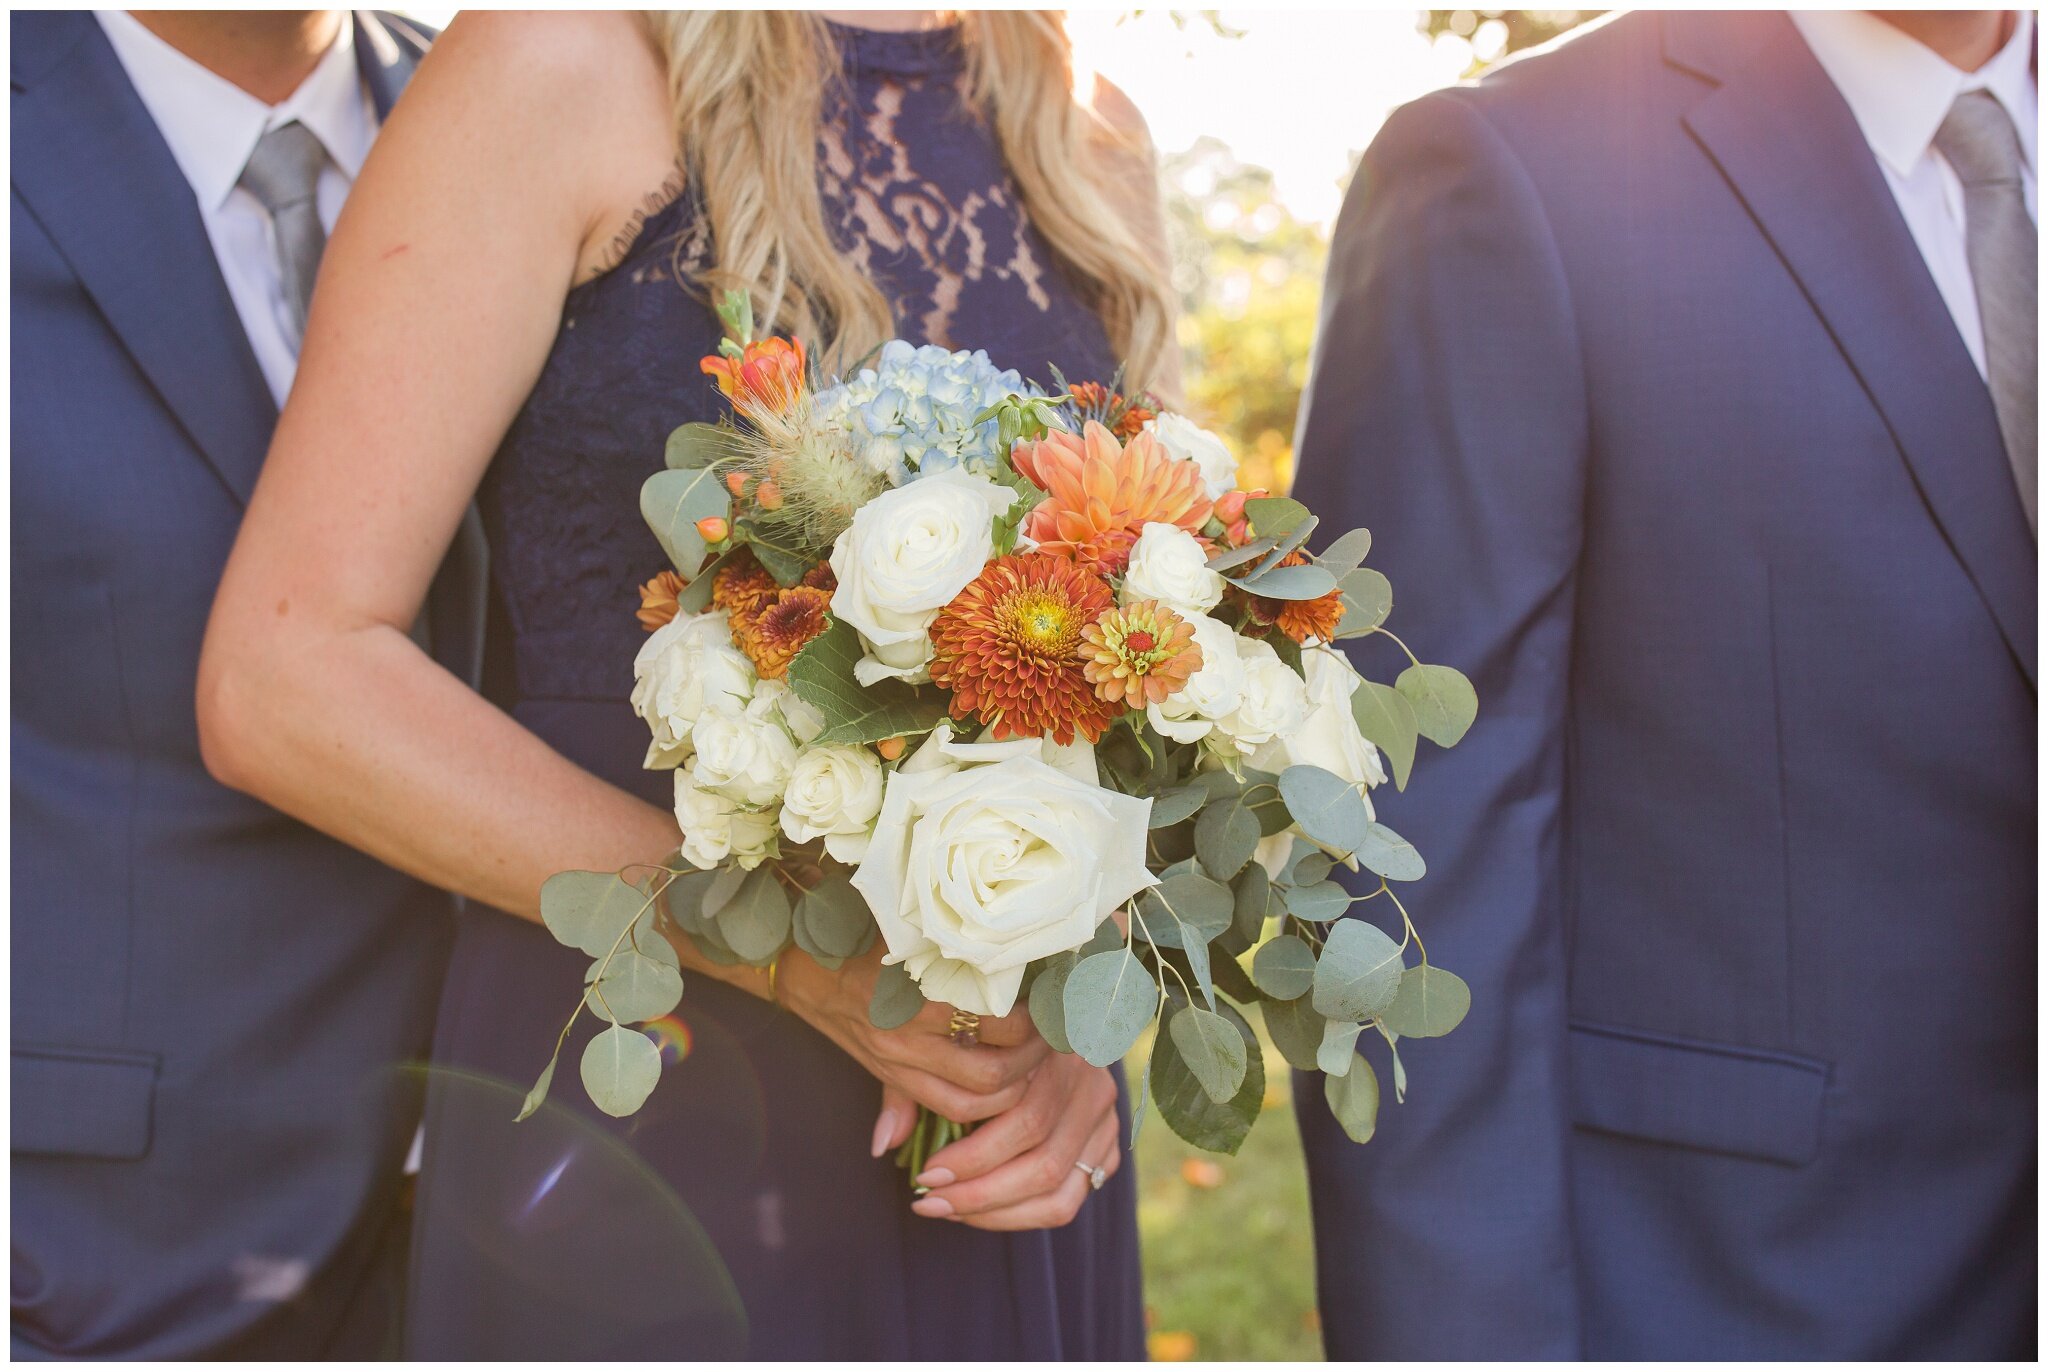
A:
947,1008,982,1047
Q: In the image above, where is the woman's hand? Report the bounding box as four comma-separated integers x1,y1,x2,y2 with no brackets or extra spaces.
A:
901,1053,1122,1232
773,945,1052,1148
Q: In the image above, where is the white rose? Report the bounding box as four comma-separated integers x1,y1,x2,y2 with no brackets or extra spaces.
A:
631,610,757,768
828,468,1014,685
751,679,825,745
690,694,799,807
851,737,1156,1016
780,744,886,863
1147,613,1248,744
675,767,782,871
1146,412,1239,499
1121,522,1224,615
1251,647,1385,812
1215,638,1310,755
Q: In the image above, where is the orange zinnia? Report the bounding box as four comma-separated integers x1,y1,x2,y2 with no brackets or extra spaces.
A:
1013,421,1214,576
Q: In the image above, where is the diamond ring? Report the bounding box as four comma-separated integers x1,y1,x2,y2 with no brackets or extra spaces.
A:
1074,1160,1107,1191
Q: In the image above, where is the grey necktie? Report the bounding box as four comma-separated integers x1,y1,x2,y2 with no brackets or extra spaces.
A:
236,120,329,349
1935,90,2037,533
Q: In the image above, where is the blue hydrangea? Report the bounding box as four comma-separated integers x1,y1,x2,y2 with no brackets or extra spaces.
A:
813,340,1032,484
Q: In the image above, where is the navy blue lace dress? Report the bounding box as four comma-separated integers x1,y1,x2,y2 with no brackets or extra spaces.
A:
406,25,1144,1361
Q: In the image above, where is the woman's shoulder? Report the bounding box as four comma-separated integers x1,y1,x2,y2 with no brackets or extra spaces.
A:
429,10,662,91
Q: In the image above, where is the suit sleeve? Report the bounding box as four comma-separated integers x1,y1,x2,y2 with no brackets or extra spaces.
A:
1288,89,1587,1359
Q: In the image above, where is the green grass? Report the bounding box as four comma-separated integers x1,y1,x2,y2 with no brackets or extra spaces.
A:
1130,1028,1323,1361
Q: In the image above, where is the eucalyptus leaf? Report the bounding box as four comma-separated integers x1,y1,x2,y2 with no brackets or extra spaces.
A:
1194,795,1260,879
1028,955,1076,1054
1354,823,1427,883
868,961,926,1029
793,872,873,960
515,1054,558,1122
1261,993,1326,1073
1379,965,1472,1038
1243,496,1312,538
1396,663,1479,748
1206,531,1284,573
1333,568,1393,637
580,1023,662,1118
1225,563,1338,601
1080,918,1125,958
1248,514,1320,579
1231,863,1271,944
1317,1019,1366,1076
1251,933,1316,1000
1386,1032,1408,1103
718,866,793,963
1151,999,1264,1154
583,949,684,1025
541,870,652,959
1168,1005,1250,1105
1063,949,1159,1067
1324,1054,1382,1144
1312,919,1406,1021
641,466,731,578
665,421,741,470
1351,680,1418,791
1136,872,1233,950
1282,838,1335,888
672,548,732,615
1315,526,1373,573
1284,880,1351,922
1147,783,1208,830
1278,765,1371,856
787,619,953,745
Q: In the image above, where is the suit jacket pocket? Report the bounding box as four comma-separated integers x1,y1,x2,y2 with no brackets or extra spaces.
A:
1568,1022,1829,1166
12,1045,160,1160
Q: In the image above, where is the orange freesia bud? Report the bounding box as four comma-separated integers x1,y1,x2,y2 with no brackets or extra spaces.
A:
695,516,730,544
754,478,784,512
876,736,907,761
699,336,808,417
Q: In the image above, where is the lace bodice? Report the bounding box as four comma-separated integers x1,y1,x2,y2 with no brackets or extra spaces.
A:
479,21,1118,709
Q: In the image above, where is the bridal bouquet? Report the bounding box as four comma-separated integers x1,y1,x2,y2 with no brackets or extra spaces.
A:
521,294,1476,1169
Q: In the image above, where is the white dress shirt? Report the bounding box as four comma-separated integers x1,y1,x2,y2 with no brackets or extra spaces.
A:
1793,10,2038,380
96,11,377,406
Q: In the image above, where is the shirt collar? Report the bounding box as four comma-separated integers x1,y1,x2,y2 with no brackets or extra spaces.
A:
94,11,373,214
1793,10,2037,180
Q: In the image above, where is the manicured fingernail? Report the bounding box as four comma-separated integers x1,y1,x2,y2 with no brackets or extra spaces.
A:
911,1195,954,1218
914,1167,956,1188
870,1110,898,1159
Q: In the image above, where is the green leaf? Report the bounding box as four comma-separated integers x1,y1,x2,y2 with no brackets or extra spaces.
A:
580,1023,663,1117
665,421,741,470
1243,496,1312,538
1136,872,1233,950
740,526,813,585
1278,765,1371,856
718,865,792,963
1312,919,1405,1021
1207,531,1284,573
1079,918,1125,959
1354,823,1426,883
1147,782,1208,830
584,947,683,1025
540,870,651,959
1284,880,1351,922
1317,1018,1365,1076
1379,966,1472,1038
1251,933,1316,999
641,466,731,579
1350,680,1418,791
1261,993,1326,1072
1063,949,1159,1067
787,618,953,745
1323,1054,1381,1144
1168,1005,1249,1105
1193,795,1260,879
1396,663,1478,748
1028,954,1077,1054
1225,563,1338,601
1315,527,1373,573
515,1053,558,1122
1386,1032,1408,1103
792,871,873,961
1230,863,1271,945
868,961,926,1029
1247,514,1320,579
1151,999,1264,1154
1333,568,1393,637
1285,842,1336,887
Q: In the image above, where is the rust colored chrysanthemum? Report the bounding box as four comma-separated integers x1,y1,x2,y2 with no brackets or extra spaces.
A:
1080,600,1203,709
1012,421,1214,576
636,570,689,632
1241,550,1347,645
738,584,832,679
711,550,780,636
929,553,1118,745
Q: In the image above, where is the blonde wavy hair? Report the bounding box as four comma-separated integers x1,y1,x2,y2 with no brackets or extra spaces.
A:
644,11,1177,391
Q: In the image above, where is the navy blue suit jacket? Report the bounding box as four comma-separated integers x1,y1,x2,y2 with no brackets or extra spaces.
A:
1290,11,2035,1359
10,12,467,1358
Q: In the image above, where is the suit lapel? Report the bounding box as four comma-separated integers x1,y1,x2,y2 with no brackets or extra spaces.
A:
1669,12,2035,687
10,13,277,505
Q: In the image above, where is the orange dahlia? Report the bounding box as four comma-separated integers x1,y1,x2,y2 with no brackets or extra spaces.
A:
1241,550,1346,645
737,584,832,679
1080,600,1203,709
700,336,808,417
1013,421,1214,576
636,570,689,632
929,553,1118,746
